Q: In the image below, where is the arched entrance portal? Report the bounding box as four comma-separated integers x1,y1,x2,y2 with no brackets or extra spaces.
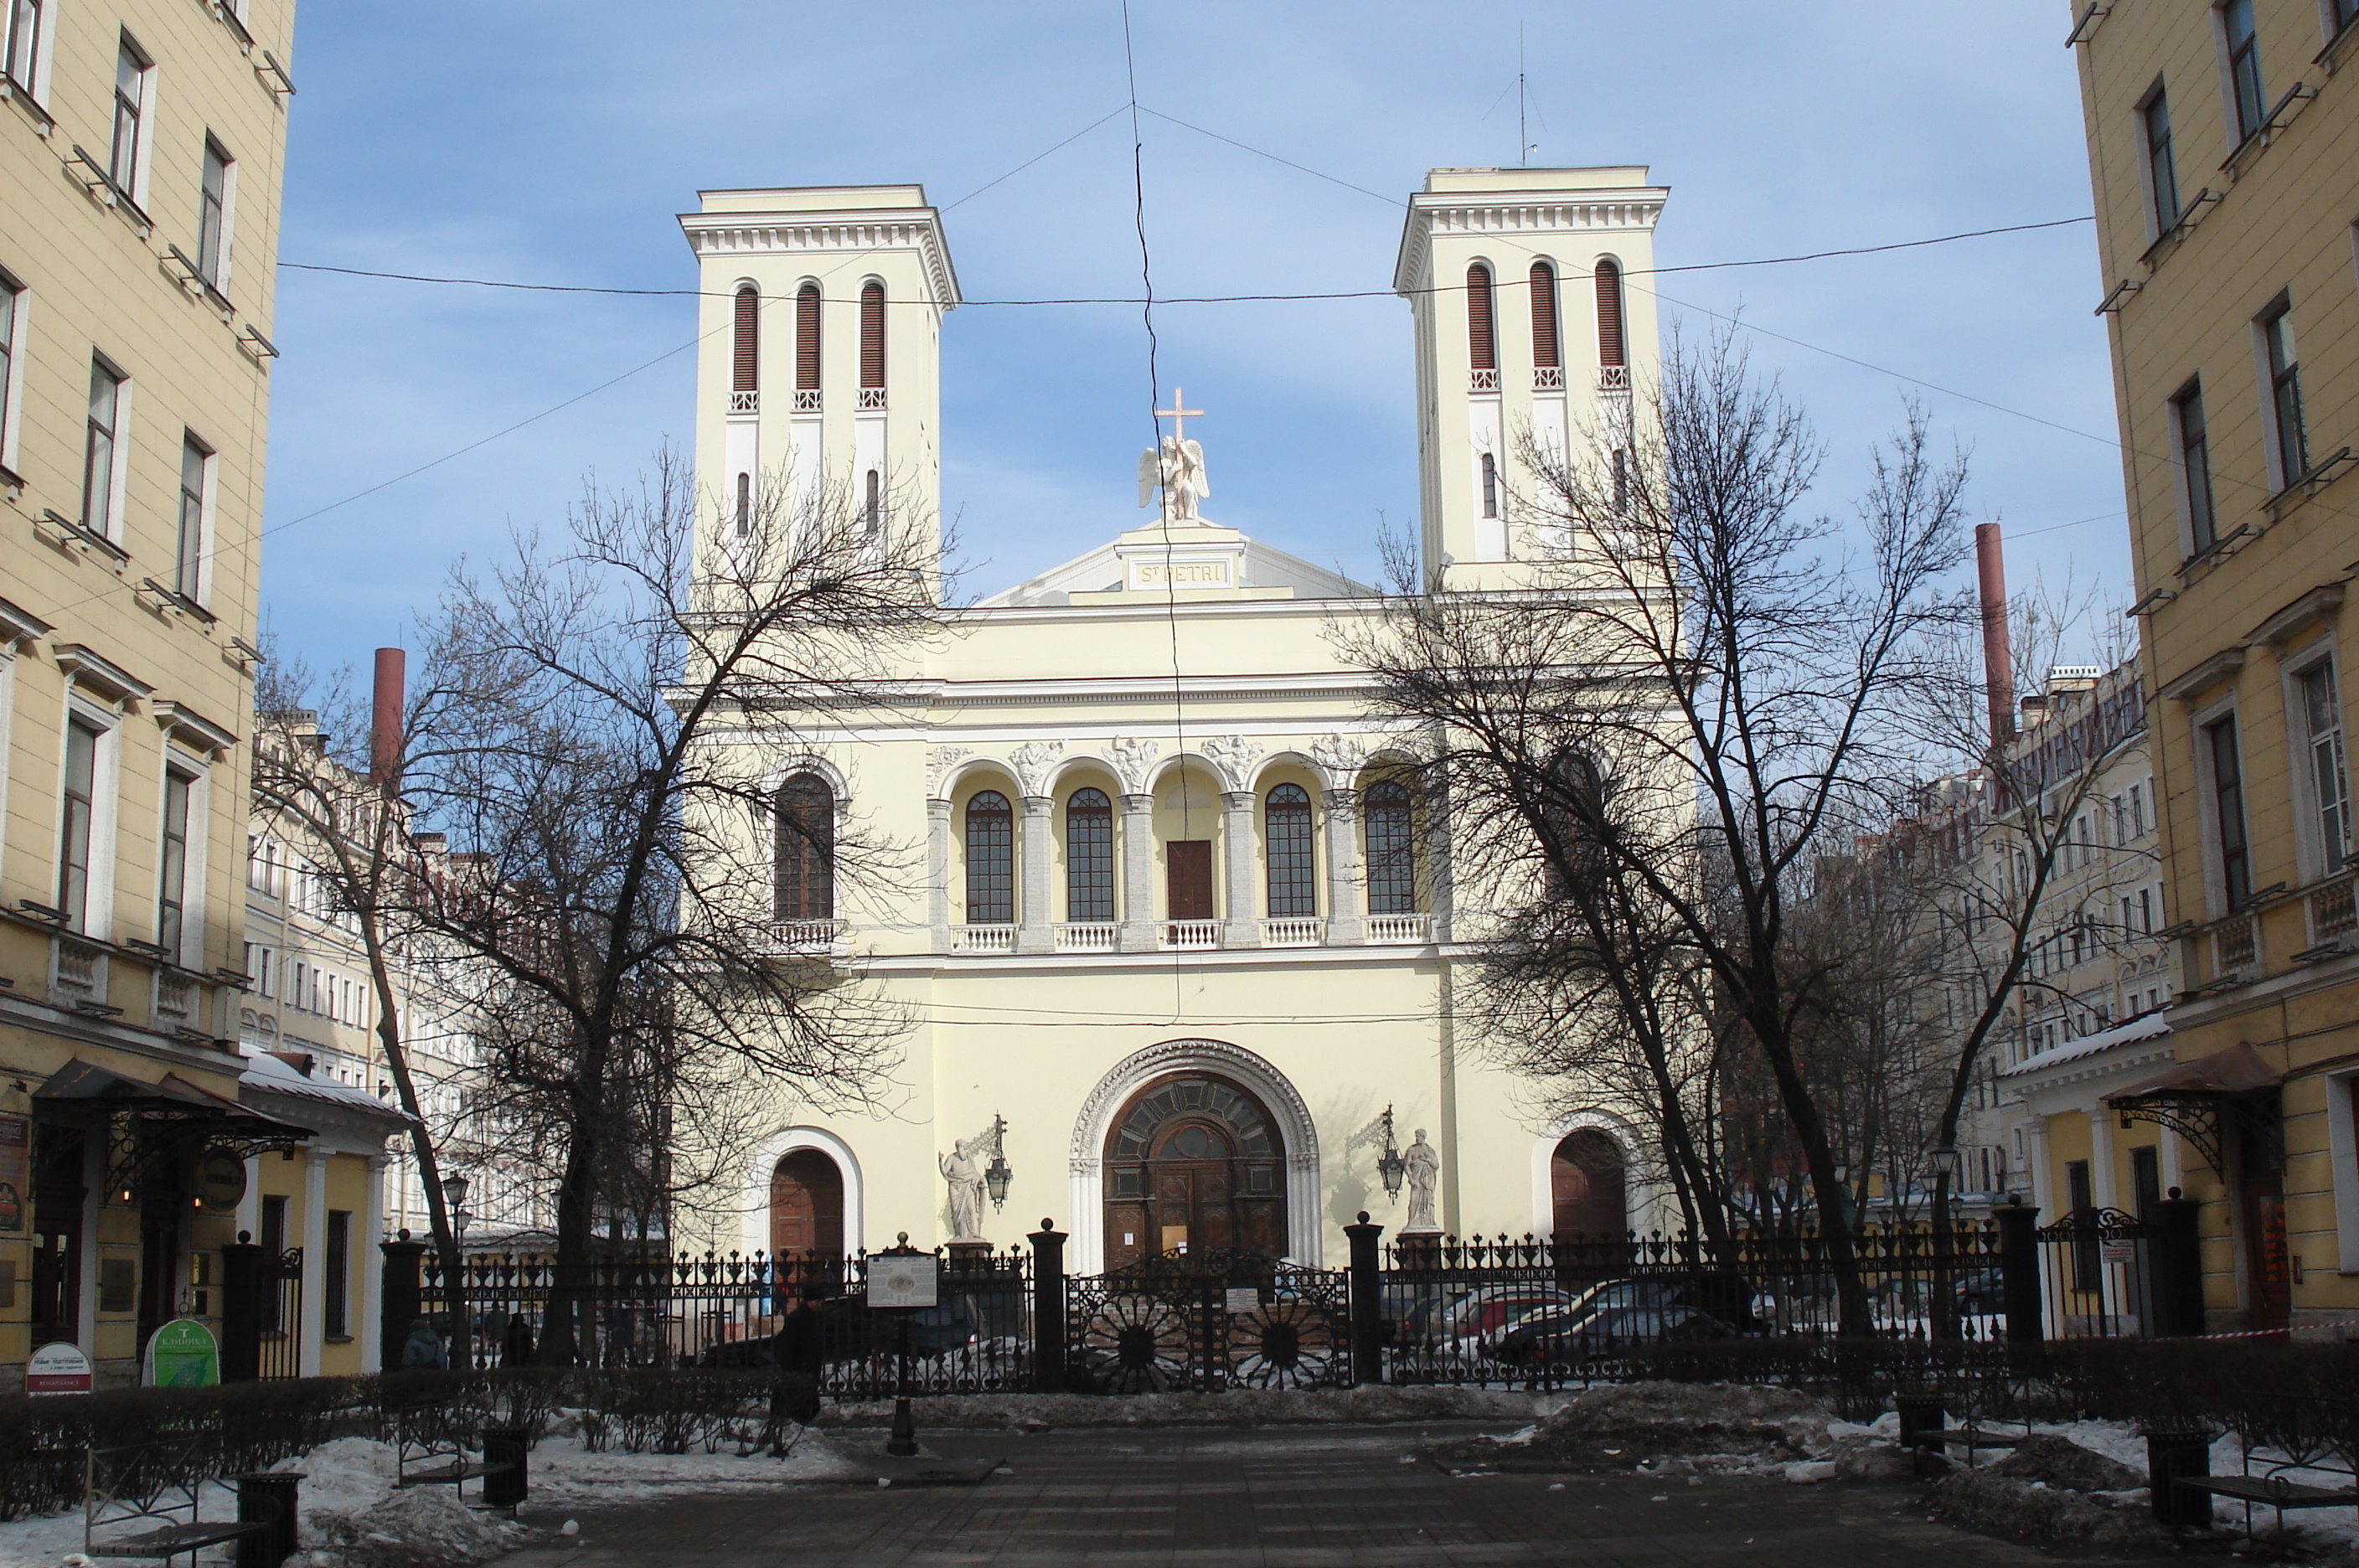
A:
1550,1128,1628,1239
1103,1075,1286,1267
769,1149,845,1264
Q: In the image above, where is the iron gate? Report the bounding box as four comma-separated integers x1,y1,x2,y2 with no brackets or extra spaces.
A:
1065,1248,1350,1392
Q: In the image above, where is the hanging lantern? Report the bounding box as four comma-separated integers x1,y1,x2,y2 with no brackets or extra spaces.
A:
983,1114,1012,1210
1377,1104,1407,1202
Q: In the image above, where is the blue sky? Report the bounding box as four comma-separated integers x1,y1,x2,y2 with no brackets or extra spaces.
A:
259,1,2125,666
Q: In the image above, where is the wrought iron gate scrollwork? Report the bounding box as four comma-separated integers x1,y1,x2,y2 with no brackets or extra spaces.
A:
1065,1248,1349,1393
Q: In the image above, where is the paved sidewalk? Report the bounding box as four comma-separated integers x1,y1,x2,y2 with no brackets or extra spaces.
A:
495,1422,2185,1567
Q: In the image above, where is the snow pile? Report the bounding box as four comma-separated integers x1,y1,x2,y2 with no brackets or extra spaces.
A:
1425,1381,1834,1474
819,1385,1553,1429
1928,1434,2167,1549
301,1485,529,1568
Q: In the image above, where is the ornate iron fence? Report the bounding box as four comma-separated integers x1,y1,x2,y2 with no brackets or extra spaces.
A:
1064,1248,1351,1393
2036,1207,2158,1338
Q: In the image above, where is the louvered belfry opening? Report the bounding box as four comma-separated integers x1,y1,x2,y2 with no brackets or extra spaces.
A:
1529,262,1560,369
1465,263,1497,372
859,281,885,389
795,284,821,390
732,286,759,391
1594,259,1626,369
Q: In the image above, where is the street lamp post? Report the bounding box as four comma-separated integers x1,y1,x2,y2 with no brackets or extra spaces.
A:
1929,1145,1961,1342
441,1173,472,1371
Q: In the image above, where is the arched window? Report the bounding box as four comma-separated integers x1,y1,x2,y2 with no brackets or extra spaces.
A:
732,285,759,392
966,790,1014,925
1266,783,1314,918
859,281,885,390
1365,781,1416,915
773,773,834,921
1066,787,1113,921
735,471,751,537
1541,751,1605,896
1529,261,1560,369
864,468,881,535
1612,447,1629,513
1480,452,1499,519
795,283,821,395
1594,258,1626,369
1465,263,1496,375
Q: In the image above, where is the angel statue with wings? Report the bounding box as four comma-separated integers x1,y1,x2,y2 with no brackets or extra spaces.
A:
1138,433,1211,524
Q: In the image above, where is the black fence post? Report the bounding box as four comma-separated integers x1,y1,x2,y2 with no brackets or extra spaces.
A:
1028,1220,1066,1394
1995,1198,2042,1357
379,1231,426,1371
219,1237,261,1383
1344,1211,1383,1389
2151,1190,2206,1336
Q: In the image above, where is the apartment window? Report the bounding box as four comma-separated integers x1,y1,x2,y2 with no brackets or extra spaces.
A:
84,358,122,536
58,718,99,927
1479,452,1498,518
859,281,885,389
2143,90,2181,229
1465,263,1496,374
1266,783,1315,918
0,271,17,469
4,0,42,90
109,39,149,195
324,1211,350,1338
2300,659,2351,873
2263,303,2308,485
965,791,1013,925
2140,887,2154,932
2129,781,2146,836
2208,714,2252,910
2224,0,2267,143
258,1195,287,1332
157,769,191,957
1594,257,1627,368
1365,781,1416,915
195,140,230,286
2174,383,2217,554
731,284,758,391
177,435,209,597
1066,788,1113,921
2335,0,2359,39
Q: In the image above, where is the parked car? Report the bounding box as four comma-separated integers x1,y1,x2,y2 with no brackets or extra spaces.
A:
1953,1268,2007,1314
1483,1303,1737,1367
1554,1273,1764,1333
1440,1285,1579,1341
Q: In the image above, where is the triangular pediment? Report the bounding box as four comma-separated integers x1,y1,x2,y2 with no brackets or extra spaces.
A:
977,521,1372,608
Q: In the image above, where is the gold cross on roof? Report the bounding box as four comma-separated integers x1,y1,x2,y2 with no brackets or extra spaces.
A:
1154,387,1204,443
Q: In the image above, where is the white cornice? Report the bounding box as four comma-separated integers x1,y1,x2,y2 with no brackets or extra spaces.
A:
678,209,960,308
1395,188,1669,293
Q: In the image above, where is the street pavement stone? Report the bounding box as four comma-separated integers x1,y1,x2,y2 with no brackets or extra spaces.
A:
497,1422,2179,1566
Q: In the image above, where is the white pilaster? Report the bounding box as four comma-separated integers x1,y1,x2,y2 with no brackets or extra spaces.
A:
926,798,951,952
1324,788,1363,945
359,1154,387,1371
1119,793,1156,952
1221,792,1260,948
298,1149,330,1377
1017,797,1053,953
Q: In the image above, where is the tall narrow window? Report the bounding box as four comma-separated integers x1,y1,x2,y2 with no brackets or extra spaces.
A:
177,434,208,596
859,281,885,390
2264,303,2307,484
2175,383,2217,553
259,1195,287,1332
1365,781,1415,915
109,39,147,194
1528,260,1560,369
731,284,759,393
2225,0,2266,142
2143,91,2180,229
2301,661,2350,873
157,768,190,957
1479,452,1498,518
794,283,821,396
1266,784,1314,918
2336,0,2359,38
1594,258,1627,369
772,773,835,921
1464,263,1496,376
965,791,1014,924
734,471,750,537
196,140,230,286
5,0,42,90
2209,714,2251,910
864,468,880,536
59,718,98,928
84,358,121,536
1066,788,1113,921
1612,447,1629,513
0,274,18,467
324,1211,351,1338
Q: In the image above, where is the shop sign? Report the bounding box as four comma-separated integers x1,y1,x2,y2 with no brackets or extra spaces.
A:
0,1114,26,1231
145,1320,221,1388
27,1342,92,1396
869,1255,937,1308
195,1152,247,1213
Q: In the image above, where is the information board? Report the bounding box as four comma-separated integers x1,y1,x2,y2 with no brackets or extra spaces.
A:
146,1320,221,1387
869,1255,938,1309
27,1341,92,1396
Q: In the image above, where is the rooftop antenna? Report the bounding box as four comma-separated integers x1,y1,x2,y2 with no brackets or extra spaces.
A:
1518,24,1529,166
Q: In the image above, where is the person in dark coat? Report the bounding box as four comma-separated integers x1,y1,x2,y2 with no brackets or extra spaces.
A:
503,1312,536,1368
765,1285,827,1456
400,1316,447,1369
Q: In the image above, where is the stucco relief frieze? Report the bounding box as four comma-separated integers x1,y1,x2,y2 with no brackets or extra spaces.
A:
925,746,971,798
1068,1038,1322,1174
1200,735,1265,792
1309,732,1365,782
1108,736,1160,795
1010,740,1065,797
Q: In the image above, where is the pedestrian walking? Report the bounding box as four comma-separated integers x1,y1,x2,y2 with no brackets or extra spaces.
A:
765,1285,827,1457
400,1316,447,1369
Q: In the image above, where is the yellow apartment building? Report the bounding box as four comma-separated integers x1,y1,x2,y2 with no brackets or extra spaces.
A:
2072,0,2359,1328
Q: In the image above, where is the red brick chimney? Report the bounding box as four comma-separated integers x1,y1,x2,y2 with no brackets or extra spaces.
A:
1974,524,2013,751
371,647,405,786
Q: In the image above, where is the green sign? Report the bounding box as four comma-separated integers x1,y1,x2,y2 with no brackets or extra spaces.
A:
145,1319,220,1388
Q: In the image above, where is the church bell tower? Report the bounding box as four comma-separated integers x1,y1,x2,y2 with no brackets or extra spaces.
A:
1394,167,1668,591
679,186,959,583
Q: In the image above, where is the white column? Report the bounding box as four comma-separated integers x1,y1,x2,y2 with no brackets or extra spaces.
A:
1427,774,1454,942
359,1154,387,1371
2087,1111,2118,1213
297,1149,330,1377
1017,796,1054,953
926,798,951,952
1119,793,1157,952
1323,787,1362,945
1221,792,1259,948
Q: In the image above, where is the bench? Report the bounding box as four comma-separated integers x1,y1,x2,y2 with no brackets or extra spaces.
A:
81,1442,271,1566
391,1407,518,1505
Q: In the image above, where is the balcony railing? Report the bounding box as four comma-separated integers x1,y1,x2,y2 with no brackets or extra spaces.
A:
767,919,845,952
729,389,759,415
1468,369,1500,393
954,924,1016,955
51,932,106,1006
2305,874,2359,954
1259,918,1324,948
1364,912,1432,945
1160,921,1220,952
154,969,198,1026
2212,913,2260,978
1055,922,1118,954
792,389,822,413
1598,364,1631,393
856,388,887,411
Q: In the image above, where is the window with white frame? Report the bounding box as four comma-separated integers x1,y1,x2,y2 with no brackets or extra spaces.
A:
2206,712,2253,910
2262,300,2309,487
83,356,124,537
108,37,151,198
157,767,192,959
176,435,210,599
57,715,101,929
2174,381,2218,554
2298,656,2351,874
2222,0,2268,144
195,139,233,288
0,269,19,474
2141,86,2181,231
3,0,42,93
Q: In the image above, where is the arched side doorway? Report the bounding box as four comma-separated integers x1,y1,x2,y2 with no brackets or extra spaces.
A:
1549,1128,1628,1239
1102,1075,1286,1267
769,1148,845,1262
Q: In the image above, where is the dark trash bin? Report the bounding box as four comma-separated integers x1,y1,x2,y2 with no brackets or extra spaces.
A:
483,1426,530,1509
1896,1395,1945,1451
235,1471,302,1568
2145,1428,2214,1528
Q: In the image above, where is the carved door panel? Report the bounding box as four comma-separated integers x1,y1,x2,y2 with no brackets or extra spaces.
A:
1155,1168,1195,1252
769,1151,845,1261
1167,843,1214,921
1194,1166,1235,1251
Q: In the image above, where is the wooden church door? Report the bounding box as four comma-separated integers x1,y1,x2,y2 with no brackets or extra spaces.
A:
1103,1075,1286,1267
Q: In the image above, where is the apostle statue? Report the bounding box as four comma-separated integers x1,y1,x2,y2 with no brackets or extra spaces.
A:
1402,1128,1442,1233
940,1140,986,1243
1137,434,1211,524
